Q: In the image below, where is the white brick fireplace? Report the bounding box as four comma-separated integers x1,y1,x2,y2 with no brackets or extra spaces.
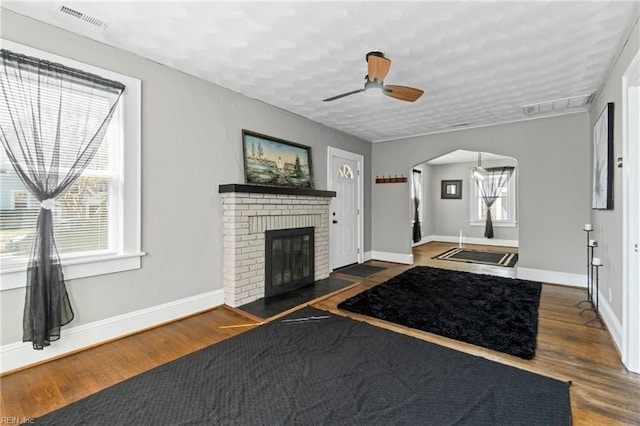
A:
219,184,336,307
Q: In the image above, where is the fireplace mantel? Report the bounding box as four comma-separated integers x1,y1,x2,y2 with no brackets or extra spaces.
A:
219,184,335,198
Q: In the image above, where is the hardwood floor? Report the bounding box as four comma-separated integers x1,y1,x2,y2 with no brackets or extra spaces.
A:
2,241,639,424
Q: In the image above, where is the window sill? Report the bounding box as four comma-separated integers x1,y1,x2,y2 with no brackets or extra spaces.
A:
1,252,146,291
469,221,518,228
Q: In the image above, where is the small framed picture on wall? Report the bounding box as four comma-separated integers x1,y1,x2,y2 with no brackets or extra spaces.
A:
441,180,462,199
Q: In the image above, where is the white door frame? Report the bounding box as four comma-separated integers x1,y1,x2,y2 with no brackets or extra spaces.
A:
327,146,364,270
622,49,640,373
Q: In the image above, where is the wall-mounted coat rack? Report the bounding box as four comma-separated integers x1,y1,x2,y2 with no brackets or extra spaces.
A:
376,175,407,184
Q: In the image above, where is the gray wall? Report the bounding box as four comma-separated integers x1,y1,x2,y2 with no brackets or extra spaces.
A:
372,112,590,274
588,17,639,323
0,11,372,345
428,159,519,241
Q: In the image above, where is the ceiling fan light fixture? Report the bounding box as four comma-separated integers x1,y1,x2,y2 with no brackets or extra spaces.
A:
365,86,383,95
471,167,486,181
364,79,383,95
471,152,486,181
323,52,423,102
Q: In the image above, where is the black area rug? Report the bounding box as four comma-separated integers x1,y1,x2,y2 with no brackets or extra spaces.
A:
37,306,570,425
338,266,541,359
434,247,519,267
335,263,386,277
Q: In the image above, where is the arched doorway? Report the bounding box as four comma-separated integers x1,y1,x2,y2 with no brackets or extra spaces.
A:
410,149,519,248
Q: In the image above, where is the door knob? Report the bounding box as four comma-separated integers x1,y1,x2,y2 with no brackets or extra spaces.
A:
332,220,338,224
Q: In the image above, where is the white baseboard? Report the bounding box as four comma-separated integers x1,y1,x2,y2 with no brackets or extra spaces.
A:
412,236,434,247
0,289,224,374
594,290,623,354
519,269,623,360
367,251,413,264
429,235,519,248
516,267,586,288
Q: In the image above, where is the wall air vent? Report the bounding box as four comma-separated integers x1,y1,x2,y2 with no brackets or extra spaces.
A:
52,3,109,30
521,94,593,116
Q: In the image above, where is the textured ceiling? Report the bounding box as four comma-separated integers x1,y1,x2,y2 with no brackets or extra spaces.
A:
2,1,639,142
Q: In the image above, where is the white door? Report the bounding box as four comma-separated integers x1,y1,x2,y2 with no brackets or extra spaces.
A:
328,147,363,270
623,50,640,373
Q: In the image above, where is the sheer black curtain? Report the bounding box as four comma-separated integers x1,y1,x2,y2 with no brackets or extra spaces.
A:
0,49,125,349
412,169,422,243
475,166,514,239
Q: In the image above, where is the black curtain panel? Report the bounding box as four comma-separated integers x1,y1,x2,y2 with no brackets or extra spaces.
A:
475,166,514,239
412,169,422,243
0,49,125,349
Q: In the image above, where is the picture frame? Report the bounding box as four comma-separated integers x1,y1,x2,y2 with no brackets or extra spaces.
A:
242,130,314,189
441,180,462,199
592,103,614,210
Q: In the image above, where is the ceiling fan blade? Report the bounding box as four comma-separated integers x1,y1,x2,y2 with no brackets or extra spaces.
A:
383,85,424,102
323,89,364,102
367,54,391,82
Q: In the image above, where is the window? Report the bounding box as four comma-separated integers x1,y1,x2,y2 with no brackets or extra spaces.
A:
470,172,517,227
411,168,423,244
337,164,354,179
0,40,142,290
411,169,423,223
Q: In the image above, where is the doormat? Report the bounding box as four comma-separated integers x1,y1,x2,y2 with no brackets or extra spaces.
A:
434,247,518,267
334,264,386,278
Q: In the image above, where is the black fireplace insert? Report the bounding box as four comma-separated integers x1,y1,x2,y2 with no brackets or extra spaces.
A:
265,227,315,298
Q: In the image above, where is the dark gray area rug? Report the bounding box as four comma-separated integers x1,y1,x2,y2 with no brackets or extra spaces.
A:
338,266,541,359
335,263,386,277
434,247,519,267
37,307,570,425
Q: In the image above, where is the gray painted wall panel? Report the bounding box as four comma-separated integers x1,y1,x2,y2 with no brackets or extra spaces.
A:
372,113,590,274
588,17,639,323
0,11,371,345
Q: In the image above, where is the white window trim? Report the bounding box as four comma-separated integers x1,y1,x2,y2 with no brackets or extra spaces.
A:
469,172,517,228
0,40,144,291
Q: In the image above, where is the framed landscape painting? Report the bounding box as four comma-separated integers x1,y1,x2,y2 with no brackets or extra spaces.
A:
592,103,614,209
242,130,314,189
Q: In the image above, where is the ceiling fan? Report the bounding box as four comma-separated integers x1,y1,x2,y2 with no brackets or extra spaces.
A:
323,51,424,103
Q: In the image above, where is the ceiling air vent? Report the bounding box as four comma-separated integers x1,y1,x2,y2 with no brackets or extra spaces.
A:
521,94,593,116
52,3,109,30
